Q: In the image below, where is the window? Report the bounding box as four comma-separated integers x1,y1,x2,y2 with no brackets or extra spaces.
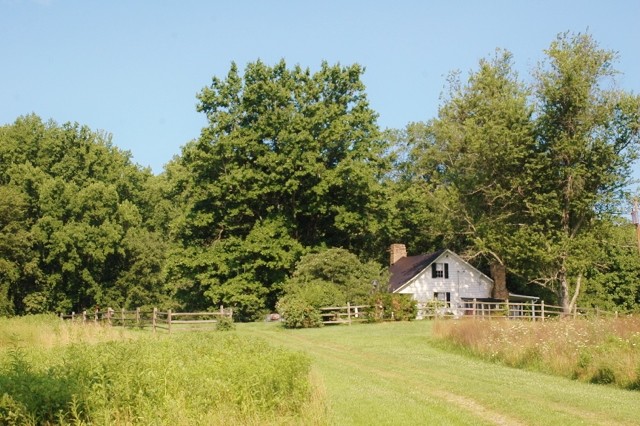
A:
431,262,449,279
434,292,451,307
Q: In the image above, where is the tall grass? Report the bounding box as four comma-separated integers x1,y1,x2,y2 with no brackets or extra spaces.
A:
0,315,326,425
432,317,640,390
0,314,133,350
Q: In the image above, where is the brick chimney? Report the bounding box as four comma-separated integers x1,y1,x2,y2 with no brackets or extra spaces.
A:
490,263,509,300
389,244,407,265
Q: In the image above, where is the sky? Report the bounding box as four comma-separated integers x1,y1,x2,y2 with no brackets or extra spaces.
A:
1,0,639,176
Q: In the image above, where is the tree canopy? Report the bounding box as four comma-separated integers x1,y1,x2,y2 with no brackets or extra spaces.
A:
165,60,389,320
1,32,639,318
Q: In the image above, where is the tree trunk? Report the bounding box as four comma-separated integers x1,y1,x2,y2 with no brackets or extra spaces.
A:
568,272,582,314
558,263,571,315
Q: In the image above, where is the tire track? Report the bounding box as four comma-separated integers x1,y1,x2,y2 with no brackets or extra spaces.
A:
262,330,525,426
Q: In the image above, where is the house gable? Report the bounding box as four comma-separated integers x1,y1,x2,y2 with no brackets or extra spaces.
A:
389,249,494,308
389,249,444,292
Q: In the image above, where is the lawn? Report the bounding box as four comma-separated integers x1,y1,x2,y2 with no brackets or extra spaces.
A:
239,320,640,426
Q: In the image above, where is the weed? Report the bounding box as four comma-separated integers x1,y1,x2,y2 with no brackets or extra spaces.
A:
0,316,322,424
432,317,640,390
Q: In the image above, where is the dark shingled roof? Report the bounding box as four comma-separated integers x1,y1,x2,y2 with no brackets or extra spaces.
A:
389,249,445,292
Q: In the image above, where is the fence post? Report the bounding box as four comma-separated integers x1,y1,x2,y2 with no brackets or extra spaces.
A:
94,309,98,323
541,301,545,322
153,307,157,333
136,307,140,327
220,305,224,321
107,308,113,326
121,308,125,327
530,301,535,322
472,298,477,318
595,307,600,318
347,302,352,325
82,310,87,324
167,309,172,334
71,311,75,322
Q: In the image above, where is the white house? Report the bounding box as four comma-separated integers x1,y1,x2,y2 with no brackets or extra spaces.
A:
388,244,495,318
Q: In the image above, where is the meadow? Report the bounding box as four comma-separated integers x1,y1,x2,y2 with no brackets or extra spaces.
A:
0,315,325,425
239,320,640,425
431,316,640,389
2,316,640,425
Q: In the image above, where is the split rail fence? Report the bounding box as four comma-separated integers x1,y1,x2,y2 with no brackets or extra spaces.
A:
418,299,620,321
318,300,620,325
319,303,369,325
59,306,233,333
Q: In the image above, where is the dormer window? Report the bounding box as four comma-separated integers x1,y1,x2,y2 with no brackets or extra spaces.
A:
432,262,449,279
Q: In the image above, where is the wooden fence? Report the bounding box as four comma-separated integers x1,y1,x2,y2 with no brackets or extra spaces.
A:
320,303,369,325
317,300,620,324
418,299,619,321
60,306,233,333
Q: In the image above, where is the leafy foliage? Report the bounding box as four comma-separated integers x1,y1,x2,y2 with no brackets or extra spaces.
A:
167,60,389,317
282,248,387,308
398,33,640,310
0,115,167,315
276,295,323,329
1,33,639,318
0,331,314,424
367,293,417,322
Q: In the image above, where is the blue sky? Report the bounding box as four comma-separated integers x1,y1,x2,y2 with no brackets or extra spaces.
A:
1,0,639,176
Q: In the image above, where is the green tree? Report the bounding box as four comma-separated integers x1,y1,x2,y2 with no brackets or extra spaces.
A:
169,60,389,317
531,33,640,312
400,33,640,311
381,124,456,256
282,248,387,308
0,115,167,314
579,219,640,311
0,186,32,316
401,50,536,287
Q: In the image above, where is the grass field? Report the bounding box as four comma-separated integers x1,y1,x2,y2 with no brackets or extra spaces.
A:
0,315,323,425
431,317,640,389
2,316,640,425
240,321,640,425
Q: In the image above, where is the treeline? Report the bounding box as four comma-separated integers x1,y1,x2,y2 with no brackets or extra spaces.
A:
1,32,639,319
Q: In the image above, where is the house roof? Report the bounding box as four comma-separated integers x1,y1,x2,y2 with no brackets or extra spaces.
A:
389,249,445,292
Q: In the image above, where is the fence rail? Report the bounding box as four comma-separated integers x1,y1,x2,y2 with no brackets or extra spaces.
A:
60,306,233,333
417,299,620,321
317,300,620,324
319,303,369,325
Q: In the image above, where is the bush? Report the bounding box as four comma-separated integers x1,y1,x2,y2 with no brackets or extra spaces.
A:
216,315,235,331
277,295,323,329
282,248,388,309
367,293,417,322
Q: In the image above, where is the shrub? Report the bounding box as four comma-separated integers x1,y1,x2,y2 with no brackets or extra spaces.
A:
277,295,323,329
367,293,417,322
216,315,235,331
591,367,616,385
282,248,388,309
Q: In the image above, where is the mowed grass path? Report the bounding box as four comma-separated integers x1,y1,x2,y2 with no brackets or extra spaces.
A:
239,321,640,426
